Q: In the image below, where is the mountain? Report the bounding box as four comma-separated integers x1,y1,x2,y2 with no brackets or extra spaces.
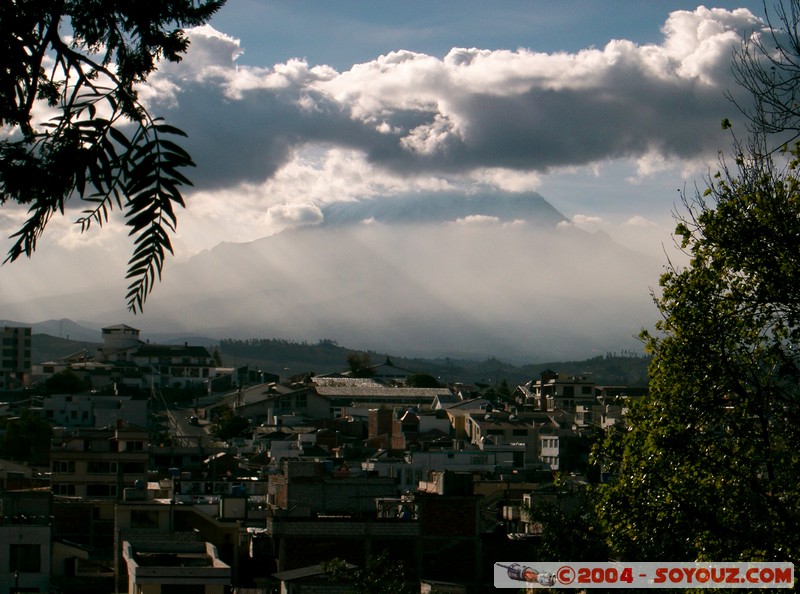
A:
0,318,100,342
1,192,663,362
132,194,660,361
319,191,567,227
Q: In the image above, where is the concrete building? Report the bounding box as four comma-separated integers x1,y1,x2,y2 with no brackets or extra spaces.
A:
0,325,31,390
43,393,148,428
50,423,149,499
0,491,52,594
115,501,239,593
122,540,230,594
516,370,596,412
94,324,216,390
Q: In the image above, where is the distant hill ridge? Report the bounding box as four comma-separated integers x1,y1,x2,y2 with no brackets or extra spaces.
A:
29,329,650,387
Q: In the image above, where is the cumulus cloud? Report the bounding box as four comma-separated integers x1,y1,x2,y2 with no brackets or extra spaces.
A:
452,214,501,226
572,214,604,226
625,215,662,228
140,6,762,198
264,203,324,229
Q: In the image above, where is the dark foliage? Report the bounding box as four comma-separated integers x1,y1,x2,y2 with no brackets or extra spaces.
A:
1,0,225,311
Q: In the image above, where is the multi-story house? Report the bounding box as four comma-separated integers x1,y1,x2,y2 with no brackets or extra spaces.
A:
50,422,149,499
537,415,591,473
264,459,419,575
0,325,31,390
516,370,596,413
539,431,561,471
363,448,527,492
94,324,215,390
114,500,237,593
461,412,539,469
43,393,148,428
0,491,51,594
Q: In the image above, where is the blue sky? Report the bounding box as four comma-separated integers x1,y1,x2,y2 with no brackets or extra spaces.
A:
209,1,765,70
0,1,778,356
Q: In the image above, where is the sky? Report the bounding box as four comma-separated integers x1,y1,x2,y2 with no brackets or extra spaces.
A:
163,0,765,256
0,1,778,358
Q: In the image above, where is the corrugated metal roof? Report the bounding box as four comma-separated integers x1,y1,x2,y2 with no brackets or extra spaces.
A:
314,386,451,398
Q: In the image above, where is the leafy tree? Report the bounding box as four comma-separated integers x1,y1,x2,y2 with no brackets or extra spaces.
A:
595,136,800,563
321,551,416,594
210,405,249,441
211,347,223,367
405,373,440,388
44,368,90,394
729,0,800,143
347,353,375,378
1,0,225,312
523,476,609,562
595,5,800,564
496,378,512,402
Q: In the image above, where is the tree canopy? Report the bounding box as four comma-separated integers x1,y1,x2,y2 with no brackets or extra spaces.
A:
347,353,375,378
595,1,800,564
211,406,250,441
1,0,225,311
597,137,800,563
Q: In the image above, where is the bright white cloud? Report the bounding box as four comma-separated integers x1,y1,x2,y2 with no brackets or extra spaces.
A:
625,215,662,228
452,214,501,226
469,168,541,192
142,5,762,208
573,214,604,224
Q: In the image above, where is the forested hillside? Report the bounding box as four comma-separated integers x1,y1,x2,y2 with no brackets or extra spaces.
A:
217,338,650,387
31,334,650,388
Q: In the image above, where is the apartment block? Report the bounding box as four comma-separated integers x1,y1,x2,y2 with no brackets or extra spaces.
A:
1,326,31,390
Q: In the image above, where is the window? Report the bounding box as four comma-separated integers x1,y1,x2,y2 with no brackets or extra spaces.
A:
9,544,41,573
582,386,593,395
512,429,529,437
562,386,575,397
295,393,307,408
52,483,76,496
52,460,75,473
125,441,144,451
87,461,117,474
